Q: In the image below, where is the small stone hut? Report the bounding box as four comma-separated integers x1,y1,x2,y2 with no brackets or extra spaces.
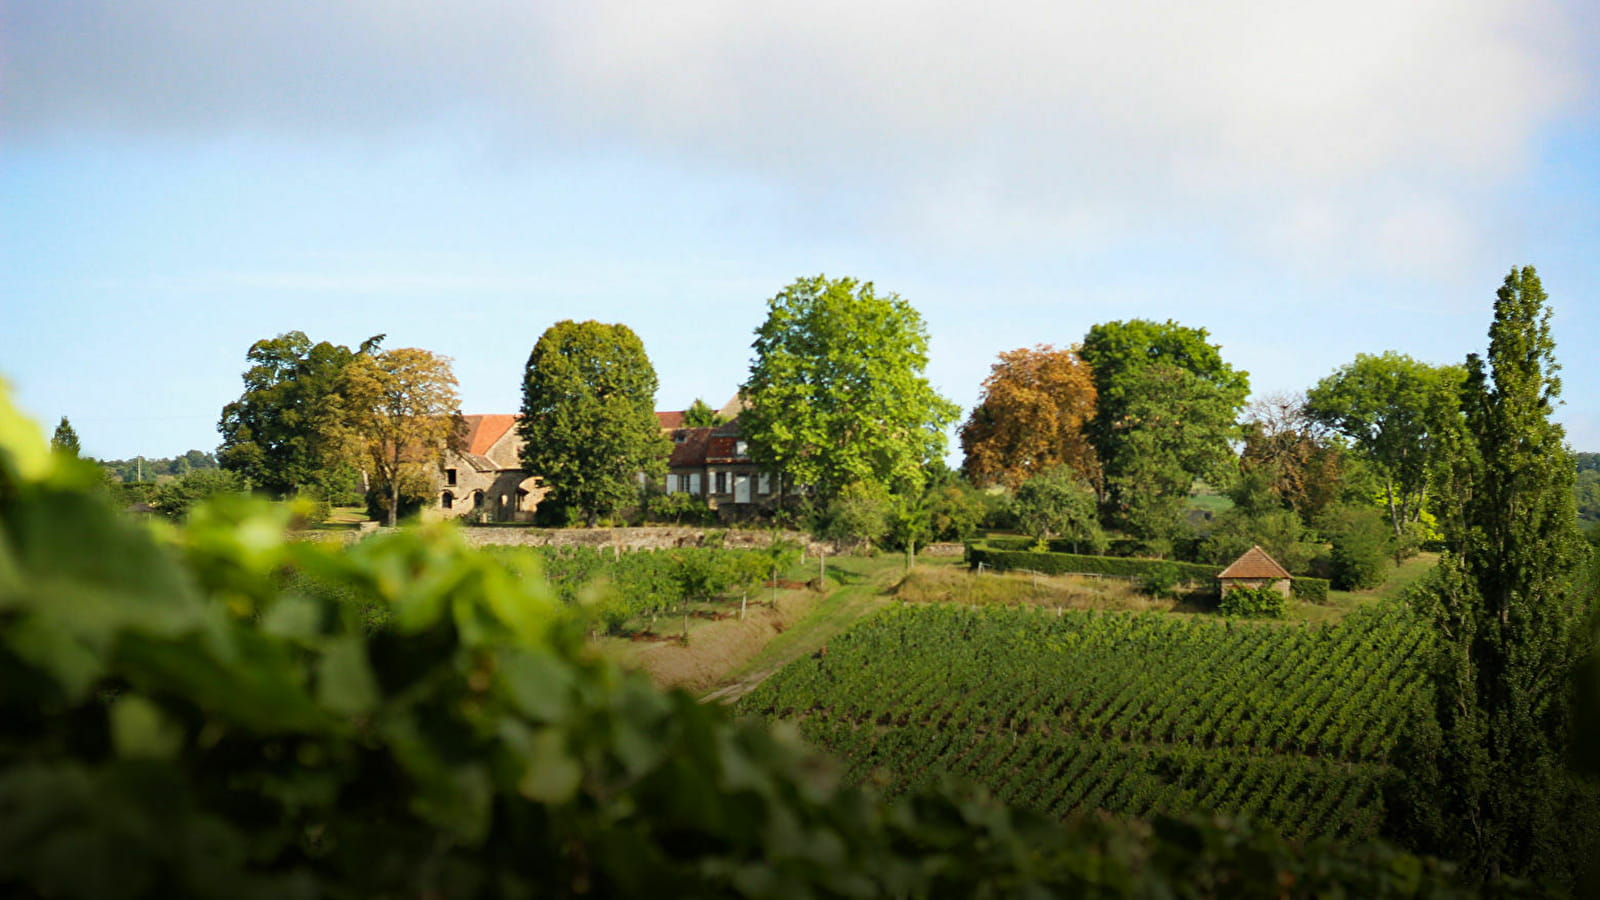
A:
1217,545,1293,597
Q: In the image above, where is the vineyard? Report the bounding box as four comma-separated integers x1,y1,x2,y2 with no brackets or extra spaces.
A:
738,602,1431,841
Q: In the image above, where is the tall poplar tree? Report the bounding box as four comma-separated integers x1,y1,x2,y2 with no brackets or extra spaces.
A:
1398,266,1596,883
50,417,80,458
519,321,669,525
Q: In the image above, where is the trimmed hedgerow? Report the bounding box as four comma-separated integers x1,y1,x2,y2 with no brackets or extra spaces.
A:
965,541,1221,584
1291,576,1330,603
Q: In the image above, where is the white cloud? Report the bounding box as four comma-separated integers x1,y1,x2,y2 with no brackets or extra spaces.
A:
7,1,1587,274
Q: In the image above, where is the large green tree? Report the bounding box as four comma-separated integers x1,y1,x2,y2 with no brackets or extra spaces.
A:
218,331,380,497
1398,267,1597,884
519,321,669,525
1079,320,1249,550
1304,352,1463,544
740,275,959,502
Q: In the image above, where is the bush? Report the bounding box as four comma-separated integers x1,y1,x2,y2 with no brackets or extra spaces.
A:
820,481,890,547
1290,576,1330,603
151,468,248,520
1319,504,1393,590
1219,583,1287,618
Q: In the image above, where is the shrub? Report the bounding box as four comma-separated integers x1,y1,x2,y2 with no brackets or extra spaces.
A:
820,481,889,547
1319,505,1393,590
1219,583,1287,618
1290,577,1330,603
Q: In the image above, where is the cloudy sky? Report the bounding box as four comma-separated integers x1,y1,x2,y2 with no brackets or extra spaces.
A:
4,0,1598,460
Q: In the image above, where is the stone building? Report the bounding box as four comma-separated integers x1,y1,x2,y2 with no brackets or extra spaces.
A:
429,415,545,523
1217,545,1293,597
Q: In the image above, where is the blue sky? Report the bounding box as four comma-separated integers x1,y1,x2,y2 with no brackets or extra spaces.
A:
3,0,1598,461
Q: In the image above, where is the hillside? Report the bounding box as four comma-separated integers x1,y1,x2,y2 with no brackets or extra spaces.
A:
738,602,1431,841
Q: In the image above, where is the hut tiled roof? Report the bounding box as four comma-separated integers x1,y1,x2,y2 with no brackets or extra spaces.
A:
1218,545,1292,580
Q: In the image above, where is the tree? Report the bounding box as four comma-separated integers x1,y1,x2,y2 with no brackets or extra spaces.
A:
218,331,379,497
1012,465,1105,553
1397,267,1596,884
682,398,725,428
519,321,669,526
50,417,80,458
740,275,959,502
1079,321,1249,551
1237,392,1344,522
151,467,249,520
1304,352,1464,544
338,347,462,527
960,345,1099,491
1316,504,1392,590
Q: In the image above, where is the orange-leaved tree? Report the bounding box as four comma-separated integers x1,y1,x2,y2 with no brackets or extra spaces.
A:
960,344,1100,492
338,346,462,526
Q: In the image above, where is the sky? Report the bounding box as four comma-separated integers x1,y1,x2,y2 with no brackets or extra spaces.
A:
4,0,1598,461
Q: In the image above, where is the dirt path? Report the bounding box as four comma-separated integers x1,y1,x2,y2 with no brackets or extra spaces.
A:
699,560,901,704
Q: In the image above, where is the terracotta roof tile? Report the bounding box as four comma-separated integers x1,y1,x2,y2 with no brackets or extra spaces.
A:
460,414,518,457
1218,545,1293,580
656,410,685,430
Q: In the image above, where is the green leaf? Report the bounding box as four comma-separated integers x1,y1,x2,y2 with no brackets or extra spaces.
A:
111,696,184,760
316,636,379,716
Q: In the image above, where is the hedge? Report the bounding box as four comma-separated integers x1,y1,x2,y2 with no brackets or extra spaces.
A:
970,541,1332,603
1291,576,1330,603
965,541,1222,584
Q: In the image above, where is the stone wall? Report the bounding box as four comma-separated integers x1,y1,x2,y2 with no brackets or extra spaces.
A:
311,524,966,558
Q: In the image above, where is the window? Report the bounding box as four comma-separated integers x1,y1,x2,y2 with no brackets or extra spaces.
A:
758,472,771,494
445,468,457,486
688,473,702,495
473,491,484,508
735,441,748,456
715,472,727,493
674,431,687,444
515,489,529,510
666,474,678,494
441,491,454,509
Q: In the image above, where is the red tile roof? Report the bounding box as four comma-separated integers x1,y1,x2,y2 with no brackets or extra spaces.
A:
667,427,713,467
460,414,518,457
1218,546,1293,580
656,410,685,430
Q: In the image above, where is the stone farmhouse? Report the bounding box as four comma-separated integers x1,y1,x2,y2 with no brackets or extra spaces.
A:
429,396,779,522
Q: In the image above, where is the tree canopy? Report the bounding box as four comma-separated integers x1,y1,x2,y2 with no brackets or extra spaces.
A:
1079,320,1249,549
217,331,379,497
740,275,958,501
681,397,725,428
50,417,80,458
338,346,462,526
1305,351,1463,543
960,344,1099,491
518,320,669,525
